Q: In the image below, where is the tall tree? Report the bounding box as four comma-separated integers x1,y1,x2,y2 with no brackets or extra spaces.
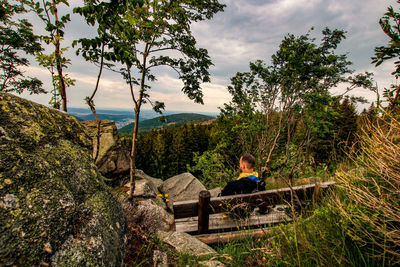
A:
73,3,117,162
0,0,44,94
220,28,373,181
372,0,400,112
26,0,74,111
75,0,225,199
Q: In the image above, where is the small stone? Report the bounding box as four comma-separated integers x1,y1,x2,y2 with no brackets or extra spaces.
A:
0,126,11,141
198,260,226,267
2,194,18,208
153,250,168,267
157,231,216,256
44,243,52,253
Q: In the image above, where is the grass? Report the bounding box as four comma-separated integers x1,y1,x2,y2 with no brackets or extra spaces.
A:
126,116,400,266
175,188,396,266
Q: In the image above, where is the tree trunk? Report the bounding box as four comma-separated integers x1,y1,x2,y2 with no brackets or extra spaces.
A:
88,43,105,162
89,104,101,162
53,0,67,112
128,108,140,200
128,43,149,200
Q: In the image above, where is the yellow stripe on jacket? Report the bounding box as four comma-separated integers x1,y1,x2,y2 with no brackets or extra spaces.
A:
237,171,259,180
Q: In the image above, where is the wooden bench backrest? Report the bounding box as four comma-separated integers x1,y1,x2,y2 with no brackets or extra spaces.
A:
173,181,335,219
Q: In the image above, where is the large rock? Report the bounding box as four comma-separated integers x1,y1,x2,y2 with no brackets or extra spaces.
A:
124,170,163,198
82,120,130,175
135,169,163,189
124,170,166,208
133,199,174,232
159,173,206,209
124,179,159,198
0,93,126,266
157,231,216,256
209,187,222,198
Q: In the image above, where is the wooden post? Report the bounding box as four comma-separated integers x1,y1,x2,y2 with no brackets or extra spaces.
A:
198,190,211,234
312,182,321,205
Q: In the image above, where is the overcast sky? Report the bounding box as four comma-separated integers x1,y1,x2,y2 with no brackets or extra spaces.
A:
18,0,398,113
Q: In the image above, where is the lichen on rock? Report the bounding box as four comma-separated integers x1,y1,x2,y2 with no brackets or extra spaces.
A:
0,93,126,266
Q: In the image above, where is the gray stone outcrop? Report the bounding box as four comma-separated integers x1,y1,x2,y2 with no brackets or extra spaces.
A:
135,169,163,189
0,93,126,266
159,173,206,209
82,120,130,175
209,187,222,198
157,231,216,256
124,178,159,198
134,199,175,232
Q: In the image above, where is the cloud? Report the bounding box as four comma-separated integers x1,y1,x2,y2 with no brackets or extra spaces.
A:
17,0,398,113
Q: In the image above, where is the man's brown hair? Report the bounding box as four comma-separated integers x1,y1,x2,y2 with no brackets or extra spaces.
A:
241,153,255,169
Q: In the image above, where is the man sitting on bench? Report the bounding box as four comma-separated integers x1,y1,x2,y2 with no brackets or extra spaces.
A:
220,153,266,196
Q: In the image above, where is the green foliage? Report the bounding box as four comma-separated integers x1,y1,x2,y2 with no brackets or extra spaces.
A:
372,1,400,75
308,96,359,165
122,123,212,179
205,28,374,183
372,0,400,111
74,0,225,198
188,150,234,189
35,47,75,109
204,194,387,266
25,0,75,111
265,204,375,266
74,0,225,109
0,0,45,94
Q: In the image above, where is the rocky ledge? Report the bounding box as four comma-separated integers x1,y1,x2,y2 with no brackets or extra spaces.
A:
0,93,126,266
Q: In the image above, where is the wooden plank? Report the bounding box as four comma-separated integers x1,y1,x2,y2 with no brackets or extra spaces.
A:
175,206,291,233
195,227,271,245
173,181,335,219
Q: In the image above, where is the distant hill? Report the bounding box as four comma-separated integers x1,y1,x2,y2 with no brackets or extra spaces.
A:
76,113,132,122
68,107,217,129
118,113,215,133
69,107,147,129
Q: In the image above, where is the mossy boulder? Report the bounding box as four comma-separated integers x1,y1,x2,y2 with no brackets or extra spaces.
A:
0,93,126,266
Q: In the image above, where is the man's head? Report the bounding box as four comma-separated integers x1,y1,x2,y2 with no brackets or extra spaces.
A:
240,153,255,173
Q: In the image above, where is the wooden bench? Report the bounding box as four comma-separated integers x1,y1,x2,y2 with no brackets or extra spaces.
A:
172,181,335,243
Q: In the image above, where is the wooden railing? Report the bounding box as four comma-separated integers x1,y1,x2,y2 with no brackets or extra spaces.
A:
173,181,335,237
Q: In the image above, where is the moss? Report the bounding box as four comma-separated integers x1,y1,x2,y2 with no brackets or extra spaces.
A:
0,92,126,266
0,92,91,150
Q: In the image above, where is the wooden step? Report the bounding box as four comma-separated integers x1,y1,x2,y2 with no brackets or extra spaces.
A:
175,206,291,233
195,227,271,245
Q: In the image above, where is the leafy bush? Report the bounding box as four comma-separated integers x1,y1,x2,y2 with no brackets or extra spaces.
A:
188,150,234,189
